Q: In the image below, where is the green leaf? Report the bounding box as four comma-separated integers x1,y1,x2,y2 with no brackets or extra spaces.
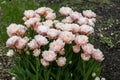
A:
100,37,114,48
26,69,36,80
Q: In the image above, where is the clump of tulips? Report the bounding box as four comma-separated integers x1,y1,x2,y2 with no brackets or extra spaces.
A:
6,7,104,80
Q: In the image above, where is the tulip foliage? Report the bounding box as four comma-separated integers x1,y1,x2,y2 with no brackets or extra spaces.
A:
6,7,104,80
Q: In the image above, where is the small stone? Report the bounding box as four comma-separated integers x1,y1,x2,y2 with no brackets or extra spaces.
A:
0,62,2,65
111,33,114,36
100,34,103,37
94,76,100,80
0,65,2,69
104,28,107,30
101,77,106,80
6,49,14,57
0,54,2,56
101,28,103,30
12,77,16,80
92,72,96,77
109,25,112,27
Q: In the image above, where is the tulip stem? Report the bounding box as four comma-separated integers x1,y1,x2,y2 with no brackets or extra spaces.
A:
83,60,86,80
36,57,39,80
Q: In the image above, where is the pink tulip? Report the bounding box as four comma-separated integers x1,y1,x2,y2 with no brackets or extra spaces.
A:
49,39,65,52
41,59,49,66
33,49,41,57
42,50,56,62
92,49,104,62
81,53,91,61
72,45,80,53
83,10,96,18
28,39,39,50
6,36,20,48
59,31,75,44
56,57,66,67
74,35,88,46
59,7,73,16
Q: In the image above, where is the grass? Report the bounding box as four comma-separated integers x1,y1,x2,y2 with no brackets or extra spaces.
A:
0,0,37,45
88,0,110,4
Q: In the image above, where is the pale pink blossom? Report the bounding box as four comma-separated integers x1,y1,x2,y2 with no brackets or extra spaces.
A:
71,23,80,33
23,17,28,21
33,49,41,57
92,49,104,61
47,29,60,39
59,7,73,16
42,20,53,28
35,7,46,15
24,10,36,18
72,45,80,53
36,25,49,35
82,43,94,54
70,11,82,21
87,19,95,27
61,23,73,31
42,50,56,62
79,24,94,35
36,7,53,15
17,24,27,36
6,36,20,48
15,37,28,49
23,36,29,42
7,24,27,37
83,10,96,18
59,31,75,44
59,48,65,55
56,23,72,31
74,35,88,45
23,13,40,21
55,22,64,30
56,57,66,67
28,39,39,50
24,17,40,28
49,39,65,52
7,24,18,37
81,53,91,61
77,17,88,25
41,59,49,66
62,16,73,23
33,22,42,31
45,12,56,20
45,7,53,15
53,20,60,24
34,35,48,46
90,18,96,23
